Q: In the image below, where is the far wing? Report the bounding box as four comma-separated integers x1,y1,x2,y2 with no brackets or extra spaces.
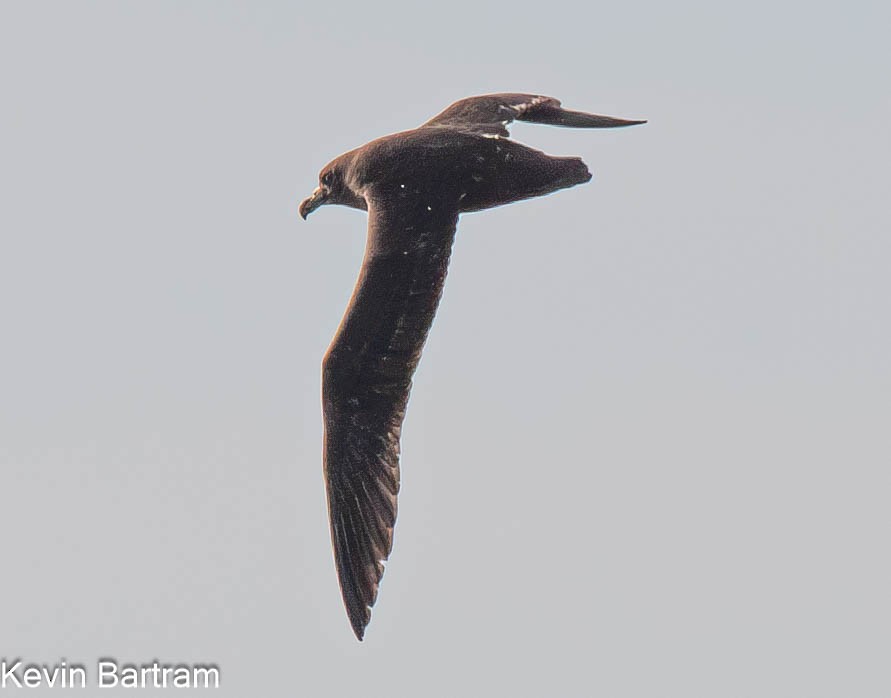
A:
422,93,646,137
321,189,459,640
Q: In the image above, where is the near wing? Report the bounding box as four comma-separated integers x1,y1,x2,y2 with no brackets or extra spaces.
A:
322,190,459,640
422,93,646,137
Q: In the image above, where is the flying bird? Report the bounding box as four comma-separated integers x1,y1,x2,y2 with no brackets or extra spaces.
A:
299,93,645,640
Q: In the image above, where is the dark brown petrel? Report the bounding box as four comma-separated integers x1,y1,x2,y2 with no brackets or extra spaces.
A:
299,93,645,640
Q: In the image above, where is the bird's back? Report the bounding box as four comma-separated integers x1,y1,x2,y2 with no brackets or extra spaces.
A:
352,127,591,214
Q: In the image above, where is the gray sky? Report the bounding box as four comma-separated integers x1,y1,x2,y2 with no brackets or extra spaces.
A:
1,1,889,696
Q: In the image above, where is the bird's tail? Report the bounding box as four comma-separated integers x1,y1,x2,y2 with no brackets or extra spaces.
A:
458,138,593,213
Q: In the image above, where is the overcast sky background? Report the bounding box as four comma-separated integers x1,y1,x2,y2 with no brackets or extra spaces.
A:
1,1,889,696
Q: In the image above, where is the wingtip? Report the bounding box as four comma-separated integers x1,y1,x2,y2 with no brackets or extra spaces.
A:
344,597,372,641
350,617,367,641
613,117,647,127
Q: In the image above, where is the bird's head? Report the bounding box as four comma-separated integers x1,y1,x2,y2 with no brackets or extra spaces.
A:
299,155,366,220
299,163,339,220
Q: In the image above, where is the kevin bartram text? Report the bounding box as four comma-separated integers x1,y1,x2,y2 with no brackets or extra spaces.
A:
1,658,220,688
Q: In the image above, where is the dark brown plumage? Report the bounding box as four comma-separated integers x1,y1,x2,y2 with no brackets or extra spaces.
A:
299,93,645,640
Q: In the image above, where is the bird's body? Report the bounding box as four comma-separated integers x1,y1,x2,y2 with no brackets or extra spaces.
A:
299,93,644,639
311,126,594,217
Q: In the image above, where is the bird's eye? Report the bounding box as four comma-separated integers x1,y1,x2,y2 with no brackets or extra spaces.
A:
322,171,334,186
